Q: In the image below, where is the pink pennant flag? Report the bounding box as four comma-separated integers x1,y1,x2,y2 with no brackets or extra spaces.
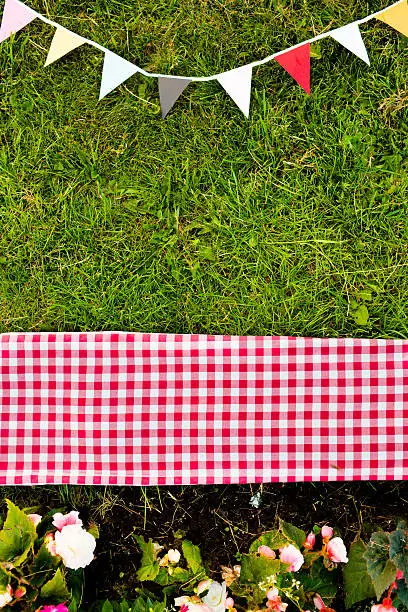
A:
0,0,38,44
275,43,311,95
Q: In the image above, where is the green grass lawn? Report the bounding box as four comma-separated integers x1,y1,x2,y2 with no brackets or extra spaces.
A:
0,0,407,338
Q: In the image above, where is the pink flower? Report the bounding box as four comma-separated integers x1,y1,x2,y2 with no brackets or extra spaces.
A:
266,587,288,612
168,549,181,564
174,596,211,612
326,537,348,563
321,526,333,541
304,533,316,550
28,513,42,527
279,544,304,572
313,594,336,612
396,570,404,581
226,597,235,610
44,533,58,557
258,545,276,559
372,598,398,612
39,605,68,612
0,585,12,608
52,511,82,531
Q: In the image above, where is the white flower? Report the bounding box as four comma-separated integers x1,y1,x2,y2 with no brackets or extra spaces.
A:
198,580,227,612
168,549,181,564
55,524,96,570
0,585,12,608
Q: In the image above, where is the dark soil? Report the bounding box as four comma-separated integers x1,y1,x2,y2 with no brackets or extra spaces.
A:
6,482,408,610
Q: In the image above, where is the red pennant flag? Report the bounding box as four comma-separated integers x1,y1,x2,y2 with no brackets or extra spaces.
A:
275,43,311,95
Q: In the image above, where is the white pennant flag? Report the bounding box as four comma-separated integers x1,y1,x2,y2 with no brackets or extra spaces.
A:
331,23,370,65
217,65,253,117
159,77,191,118
99,50,139,100
45,28,86,66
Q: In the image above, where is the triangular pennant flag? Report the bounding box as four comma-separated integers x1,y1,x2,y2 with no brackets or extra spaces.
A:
99,50,139,100
159,77,191,118
275,43,311,95
45,28,86,67
331,22,370,64
216,65,252,117
377,2,408,38
0,0,38,44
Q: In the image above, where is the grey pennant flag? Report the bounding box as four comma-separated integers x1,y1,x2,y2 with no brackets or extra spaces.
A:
158,77,191,118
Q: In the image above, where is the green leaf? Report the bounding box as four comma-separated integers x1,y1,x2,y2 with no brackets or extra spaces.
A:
30,543,59,587
353,304,369,325
0,499,37,566
343,539,376,608
102,601,114,612
119,601,130,612
279,520,307,549
172,566,192,582
68,600,78,612
364,532,396,599
390,530,408,576
134,536,160,581
40,568,71,602
131,596,166,612
396,579,408,606
298,557,337,599
182,540,202,574
249,530,290,553
0,564,11,593
67,568,84,606
357,290,373,302
87,523,100,539
240,553,281,584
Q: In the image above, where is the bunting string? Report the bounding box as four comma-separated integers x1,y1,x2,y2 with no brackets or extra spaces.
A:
0,0,407,117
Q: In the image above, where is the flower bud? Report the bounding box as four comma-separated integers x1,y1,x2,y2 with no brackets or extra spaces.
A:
27,514,42,527
15,586,26,598
304,533,315,550
321,526,333,540
258,545,276,559
168,549,181,564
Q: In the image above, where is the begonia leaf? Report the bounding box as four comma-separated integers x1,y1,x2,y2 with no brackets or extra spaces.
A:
343,539,375,608
364,532,396,599
0,499,37,566
279,520,307,549
182,540,202,574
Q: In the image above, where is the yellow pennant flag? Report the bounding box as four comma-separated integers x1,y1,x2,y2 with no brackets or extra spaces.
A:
376,1,408,38
45,28,86,66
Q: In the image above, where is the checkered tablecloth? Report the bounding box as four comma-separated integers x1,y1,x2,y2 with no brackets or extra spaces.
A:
0,332,407,485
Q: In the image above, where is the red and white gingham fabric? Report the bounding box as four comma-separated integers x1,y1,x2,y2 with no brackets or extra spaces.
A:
0,332,407,485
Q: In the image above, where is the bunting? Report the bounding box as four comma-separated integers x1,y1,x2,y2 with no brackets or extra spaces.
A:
0,0,407,118
330,23,370,65
217,66,253,117
158,77,191,118
0,0,36,44
45,27,86,66
275,43,311,94
376,1,408,37
99,50,139,100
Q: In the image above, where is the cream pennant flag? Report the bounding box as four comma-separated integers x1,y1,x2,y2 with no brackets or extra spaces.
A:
158,77,191,118
331,23,370,64
217,65,253,117
45,28,86,66
0,0,38,44
377,2,408,38
99,50,139,100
